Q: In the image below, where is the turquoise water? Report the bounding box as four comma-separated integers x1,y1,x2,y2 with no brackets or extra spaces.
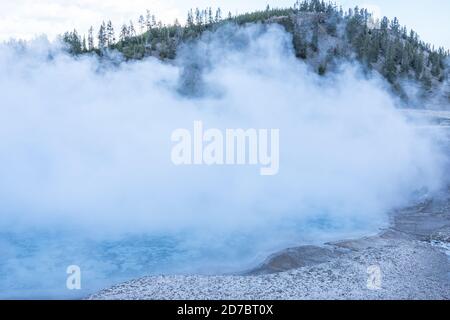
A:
0,231,247,299
0,230,271,299
0,216,382,299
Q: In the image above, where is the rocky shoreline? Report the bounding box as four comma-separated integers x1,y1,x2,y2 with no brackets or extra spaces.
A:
88,188,450,300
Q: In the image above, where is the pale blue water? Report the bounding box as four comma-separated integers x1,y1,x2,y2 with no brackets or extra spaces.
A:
0,231,256,299
0,232,175,299
0,215,383,299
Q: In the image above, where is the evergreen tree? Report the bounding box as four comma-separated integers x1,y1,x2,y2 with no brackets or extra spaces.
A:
145,10,152,31
195,8,202,26
215,8,222,23
98,22,106,49
400,43,410,74
390,17,400,34
187,9,194,28
62,29,82,54
106,20,115,46
208,7,214,25
413,50,424,79
138,15,145,34
120,24,129,42
82,35,87,52
87,26,94,50
380,17,389,32
128,21,136,38
384,44,397,83
60,0,448,97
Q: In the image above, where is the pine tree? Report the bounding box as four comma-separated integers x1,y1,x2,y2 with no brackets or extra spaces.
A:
409,30,417,46
413,51,424,79
390,17,400,34
62,29,82,54
128,21,136,38
384,44,397,83
106,20,115,46
120,24,129,42
98,22,106,49
59,0,449,95
380,17,389,32
430,52,442,78
82,35,87,52
400,43,411,74
146,10,152,31
208,7,214,25
87,26,94,50
138,15,145,34
215,8,222,23
195,8,202,26
187,9,194,28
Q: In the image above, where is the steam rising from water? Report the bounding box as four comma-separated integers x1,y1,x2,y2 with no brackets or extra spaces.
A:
0,24,446,298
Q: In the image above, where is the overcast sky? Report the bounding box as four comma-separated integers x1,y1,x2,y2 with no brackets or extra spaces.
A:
0,0,449,49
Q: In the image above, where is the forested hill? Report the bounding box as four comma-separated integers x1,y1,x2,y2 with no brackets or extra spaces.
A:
61,0,449,105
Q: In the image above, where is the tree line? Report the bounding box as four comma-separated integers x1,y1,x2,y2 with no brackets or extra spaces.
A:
61,0,449,98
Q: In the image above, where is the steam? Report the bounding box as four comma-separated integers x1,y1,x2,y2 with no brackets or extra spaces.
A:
0,24,446,297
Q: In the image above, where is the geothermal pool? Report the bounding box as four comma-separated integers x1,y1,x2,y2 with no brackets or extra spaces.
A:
0,26,447,299
0,218,382,299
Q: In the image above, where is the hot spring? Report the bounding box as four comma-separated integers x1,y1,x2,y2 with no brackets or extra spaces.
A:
0,25,445,298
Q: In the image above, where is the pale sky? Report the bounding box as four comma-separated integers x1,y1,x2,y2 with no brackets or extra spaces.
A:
0,0,449,49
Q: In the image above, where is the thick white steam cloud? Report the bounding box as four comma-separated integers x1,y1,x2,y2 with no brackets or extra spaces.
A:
0,24,446,297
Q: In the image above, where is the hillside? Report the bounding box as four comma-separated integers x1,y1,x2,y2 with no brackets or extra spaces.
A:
62,0,449,106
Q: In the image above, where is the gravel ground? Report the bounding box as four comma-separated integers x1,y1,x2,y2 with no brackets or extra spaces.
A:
88,194,450,300
88,238,449,300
